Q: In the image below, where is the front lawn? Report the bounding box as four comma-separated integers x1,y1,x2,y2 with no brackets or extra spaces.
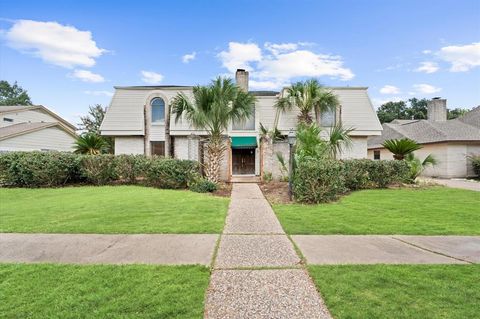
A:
0,263,209,319
309,264,479,319
0,186,229,234
274,187,480,235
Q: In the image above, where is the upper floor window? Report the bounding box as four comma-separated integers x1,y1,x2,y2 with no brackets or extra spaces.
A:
320,108,336,127
151,98,165,123
232,106,255,131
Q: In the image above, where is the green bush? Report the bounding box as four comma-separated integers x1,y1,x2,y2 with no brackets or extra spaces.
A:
368,160,409,187
115,155,150,183
146,158,199,189
0,151,82,187
468,155,480,177
342,159,373,190
293,159,346,203
189,178,217,193
80,155,117,185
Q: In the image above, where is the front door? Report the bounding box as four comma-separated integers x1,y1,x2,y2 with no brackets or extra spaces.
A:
232,148,256,175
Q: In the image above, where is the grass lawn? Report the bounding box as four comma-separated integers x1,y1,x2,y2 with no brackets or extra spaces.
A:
0,186,229,234
274,187,480,235
309,264,479,319
0,263,209,319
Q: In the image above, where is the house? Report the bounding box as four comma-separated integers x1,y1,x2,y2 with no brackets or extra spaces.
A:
100,69,382,181
0,105,77,152
367,98,480,178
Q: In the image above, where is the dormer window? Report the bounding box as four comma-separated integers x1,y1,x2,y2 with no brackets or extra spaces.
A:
151,98,165,123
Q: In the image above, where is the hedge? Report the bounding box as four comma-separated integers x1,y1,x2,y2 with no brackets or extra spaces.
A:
0,152,200,189
293,158,409,203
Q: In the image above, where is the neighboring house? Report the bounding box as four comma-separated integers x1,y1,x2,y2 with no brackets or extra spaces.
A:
368,99,480,178
0,105,77,152
100,69,382,181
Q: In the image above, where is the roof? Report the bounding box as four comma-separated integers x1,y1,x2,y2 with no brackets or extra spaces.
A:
458,106,480,128
114,85,192,90
0,105,77,131
0,122,77,140
249,91,279,96
368,108,480,148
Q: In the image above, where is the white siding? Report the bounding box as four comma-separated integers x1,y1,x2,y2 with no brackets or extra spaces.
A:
114,137,144,155
340,137,368,159
1,109,58,128
150,124,165,141
0,127,75,152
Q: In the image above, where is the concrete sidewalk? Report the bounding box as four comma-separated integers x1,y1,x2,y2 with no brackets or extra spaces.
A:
293,235,480,264
0,233,218,265
421,177,480,191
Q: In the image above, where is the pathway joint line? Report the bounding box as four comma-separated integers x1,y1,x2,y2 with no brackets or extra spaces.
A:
391,236,473,264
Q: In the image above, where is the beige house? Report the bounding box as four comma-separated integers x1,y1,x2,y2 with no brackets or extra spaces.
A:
0,105,77,152
101,69,382,181
367,99,480,178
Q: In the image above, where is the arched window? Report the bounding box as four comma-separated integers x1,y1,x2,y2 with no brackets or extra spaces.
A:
151,97,165,123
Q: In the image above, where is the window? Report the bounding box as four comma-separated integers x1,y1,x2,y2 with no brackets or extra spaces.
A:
374,150,381,160
232,106,255,130
320,108,336,127
151,141,165,156
3,117,13,123
151,98,165,123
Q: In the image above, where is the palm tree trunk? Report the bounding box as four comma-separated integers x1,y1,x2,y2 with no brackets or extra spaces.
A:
204,134,226,183
314,107,321,125
164,104,171,157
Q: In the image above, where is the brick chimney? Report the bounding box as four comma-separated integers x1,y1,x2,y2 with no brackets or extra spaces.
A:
235,69,249,92
427,97,447,122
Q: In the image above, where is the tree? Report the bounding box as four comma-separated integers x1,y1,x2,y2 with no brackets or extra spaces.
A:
406,98,428,120
405,153,437,182
0,80,32,106
376,101,407,123
448,108,468,119
275,79,339,125
78,104,114,153
382,138,422,160
74,132,108,155
171,77,256,183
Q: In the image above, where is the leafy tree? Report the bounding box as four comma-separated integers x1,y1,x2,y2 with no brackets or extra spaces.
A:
448,108,468,119
171,77,256,182
406,98,428,120
0,80,32,106
78,104,113,153
275,79,339,125
382,138,422,160
405,153,437,182
74,132,108,155
376,101,407,123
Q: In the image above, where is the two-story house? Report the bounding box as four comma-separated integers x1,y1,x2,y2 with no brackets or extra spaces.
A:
100,69,382,181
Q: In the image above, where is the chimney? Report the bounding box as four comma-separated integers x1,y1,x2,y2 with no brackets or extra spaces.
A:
427,97,447,122
235,69,249,92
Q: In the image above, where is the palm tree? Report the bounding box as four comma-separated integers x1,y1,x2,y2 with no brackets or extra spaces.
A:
74,132,108,155
327,122,354,159
171,77,256,182
382,138,422,160
405,153,437,181
275,79,339,125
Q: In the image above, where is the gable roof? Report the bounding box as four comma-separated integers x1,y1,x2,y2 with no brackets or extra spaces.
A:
0,105,77,132
368,108,480,149
0,122,77,141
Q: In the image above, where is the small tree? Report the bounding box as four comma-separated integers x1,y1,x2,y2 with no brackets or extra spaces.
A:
0,80,32,106
171,77,256,182
382,138,422,160
405,153,437,182
78,104,113,153
74,133,108,155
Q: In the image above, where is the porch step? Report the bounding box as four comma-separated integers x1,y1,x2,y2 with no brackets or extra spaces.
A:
230,175,261,183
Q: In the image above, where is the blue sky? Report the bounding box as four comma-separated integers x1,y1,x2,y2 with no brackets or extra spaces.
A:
1,0,479,124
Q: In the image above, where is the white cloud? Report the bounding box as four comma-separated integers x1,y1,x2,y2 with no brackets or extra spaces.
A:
84,90,113,97
141,70,163,84
182,52,196,63
413,83,441,94
438,42,480,72
379,85,400,94
249,79,288,90
415,61,439,73
4,19,106,68
71,69,105,83
422,50,432,54
217,41,354,89
218,42,262,72
371,96,404,109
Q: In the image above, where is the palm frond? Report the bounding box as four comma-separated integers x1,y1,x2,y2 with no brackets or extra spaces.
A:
382,138,422,160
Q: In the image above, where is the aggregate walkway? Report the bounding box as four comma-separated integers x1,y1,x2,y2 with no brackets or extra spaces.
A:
421,177,480,191
204,183,332,319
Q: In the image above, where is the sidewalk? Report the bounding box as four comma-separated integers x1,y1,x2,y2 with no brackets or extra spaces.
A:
421,177,480,191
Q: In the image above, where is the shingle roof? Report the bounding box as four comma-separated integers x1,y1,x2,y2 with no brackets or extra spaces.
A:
0,105,77,131
458,106,480,128
249,91,279,96
368,108,480,149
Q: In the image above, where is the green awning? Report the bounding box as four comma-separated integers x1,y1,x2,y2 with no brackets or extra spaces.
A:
231,136,257,149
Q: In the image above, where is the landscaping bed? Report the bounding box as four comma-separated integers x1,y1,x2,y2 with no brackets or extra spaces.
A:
274,187,480,235
0,263,209,319
309,264,479,319
0,186,229,234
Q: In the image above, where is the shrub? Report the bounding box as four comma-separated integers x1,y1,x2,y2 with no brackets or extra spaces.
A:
0,151,82,187
293,159,346,203
342,159,373,190
262,171,273,183
368,160,409,187
468,155,480,177
115,155,150,183
80,155,117,185
146,158,199,189
189,178,217,193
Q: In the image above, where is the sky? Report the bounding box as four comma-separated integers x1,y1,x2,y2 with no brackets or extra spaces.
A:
0,0,479,125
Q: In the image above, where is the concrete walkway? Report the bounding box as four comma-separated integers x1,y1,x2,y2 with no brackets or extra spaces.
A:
205,184,331,319
421,177,480,191
0,233,218,265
